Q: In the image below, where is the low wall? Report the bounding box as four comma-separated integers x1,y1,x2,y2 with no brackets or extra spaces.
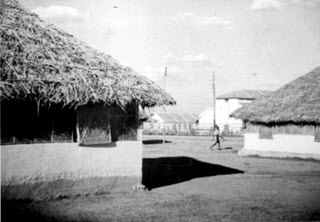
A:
1,141,143,199
239,133,320,160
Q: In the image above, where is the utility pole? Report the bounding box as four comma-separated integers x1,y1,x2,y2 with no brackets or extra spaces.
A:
163,67,167,144
212,71,216,129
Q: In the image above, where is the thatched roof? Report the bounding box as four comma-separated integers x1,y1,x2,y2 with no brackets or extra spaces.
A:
0,0,176,108
216,89,271,100
231,66,320,124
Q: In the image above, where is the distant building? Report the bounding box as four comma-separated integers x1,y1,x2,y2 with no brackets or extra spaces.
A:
143,113,198,135
198,90,271,135
232,67,320,160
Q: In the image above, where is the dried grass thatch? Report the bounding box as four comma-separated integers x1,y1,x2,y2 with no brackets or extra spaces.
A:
231,66,320,124
0,0,176,108
216,89,271,100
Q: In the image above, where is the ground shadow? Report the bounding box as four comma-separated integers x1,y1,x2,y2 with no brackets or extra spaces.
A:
210,147,233,151
79,142,117,148
142,156,244,190
143,140,172,145
1,200,55,222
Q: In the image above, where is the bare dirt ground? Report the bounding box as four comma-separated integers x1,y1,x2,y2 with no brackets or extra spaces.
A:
2,135,320,221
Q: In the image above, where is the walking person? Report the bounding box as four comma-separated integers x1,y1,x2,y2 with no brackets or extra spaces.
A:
210,125,224,150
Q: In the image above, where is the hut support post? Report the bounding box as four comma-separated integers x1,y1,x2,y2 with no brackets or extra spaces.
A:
76,113,81,144
51,121,54,143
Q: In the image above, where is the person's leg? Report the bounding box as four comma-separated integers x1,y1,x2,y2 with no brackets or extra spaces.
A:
217,136,221,149
210,142,217,149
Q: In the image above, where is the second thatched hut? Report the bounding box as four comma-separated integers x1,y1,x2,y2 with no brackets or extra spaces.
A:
231,66,320,160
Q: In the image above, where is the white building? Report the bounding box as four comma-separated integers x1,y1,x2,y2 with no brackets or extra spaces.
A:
143,113,198,135
198,90,271,135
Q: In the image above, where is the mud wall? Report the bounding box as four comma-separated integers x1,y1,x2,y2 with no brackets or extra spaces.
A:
1,141,143,199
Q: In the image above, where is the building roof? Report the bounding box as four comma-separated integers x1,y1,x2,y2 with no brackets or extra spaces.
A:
154,113,198,123
216,89,271,100
170,113,187,122
181,113,199,122
0,0,175,108
157,113,178,122
231,66,320,124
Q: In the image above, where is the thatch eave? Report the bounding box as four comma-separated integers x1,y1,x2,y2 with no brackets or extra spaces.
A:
230,66,320,125
0,0,176,109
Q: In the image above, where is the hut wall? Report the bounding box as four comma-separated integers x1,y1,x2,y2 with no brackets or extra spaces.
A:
240,124,320,160
1,140,143,200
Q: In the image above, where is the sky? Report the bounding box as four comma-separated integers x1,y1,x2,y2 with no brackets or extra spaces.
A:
21,0,320,114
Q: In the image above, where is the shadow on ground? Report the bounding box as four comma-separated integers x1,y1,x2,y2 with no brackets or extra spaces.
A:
142,156,244,190
2,200,53,222
79,142,117,148
143,139,172,145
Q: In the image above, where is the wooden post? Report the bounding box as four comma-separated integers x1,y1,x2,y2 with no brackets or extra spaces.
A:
212,71,216,129
76,112,81,144
51,113,55,143
136,102,140,141
51,122,54,143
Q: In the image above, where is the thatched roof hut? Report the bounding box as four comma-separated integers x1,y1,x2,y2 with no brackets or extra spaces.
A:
0,0,175,109
231,66,320,160
1,0,176,199
231,66,320,124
